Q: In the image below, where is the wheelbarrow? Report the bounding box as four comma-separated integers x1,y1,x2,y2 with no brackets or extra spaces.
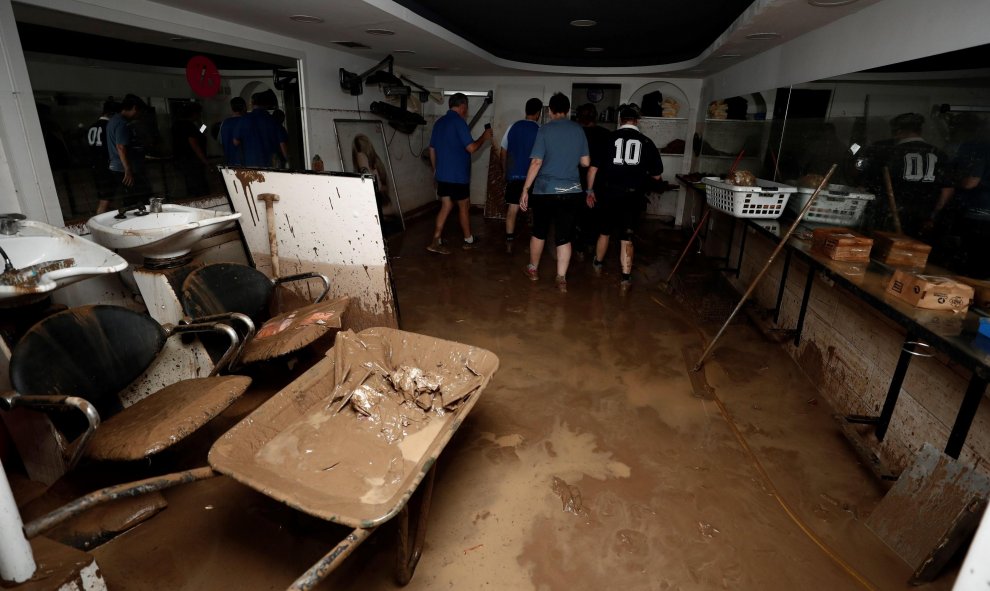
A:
20,327,499,589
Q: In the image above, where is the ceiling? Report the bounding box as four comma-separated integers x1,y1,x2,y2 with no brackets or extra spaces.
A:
15,0,889,76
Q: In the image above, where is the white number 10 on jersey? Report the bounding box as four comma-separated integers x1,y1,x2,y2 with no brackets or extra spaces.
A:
613,138,642,165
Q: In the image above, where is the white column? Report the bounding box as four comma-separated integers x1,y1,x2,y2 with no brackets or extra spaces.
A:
0,458,35,583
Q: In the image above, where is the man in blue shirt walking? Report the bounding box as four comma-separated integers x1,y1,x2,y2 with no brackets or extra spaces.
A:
499,97,542,253
427,93,493,254
100,94,148,214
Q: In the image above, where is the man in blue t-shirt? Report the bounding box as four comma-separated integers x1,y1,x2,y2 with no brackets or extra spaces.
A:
499,97,542,253
234,93,289,168
519,93,590,292
219,97,246,166
427,93,493,254
99,94,148,214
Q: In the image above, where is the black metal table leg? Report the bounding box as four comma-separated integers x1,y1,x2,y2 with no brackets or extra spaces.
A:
945,374,989,459
874,338,917,441
773,248,792,324
792,269,815,346
732,223,748,277
719,217,735,264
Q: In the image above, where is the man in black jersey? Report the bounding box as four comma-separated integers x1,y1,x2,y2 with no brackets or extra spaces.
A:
586,105,663,291
856,113,949,237
86,99,119,213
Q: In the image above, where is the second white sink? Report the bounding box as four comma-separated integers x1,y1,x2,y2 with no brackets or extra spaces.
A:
87,204,241,260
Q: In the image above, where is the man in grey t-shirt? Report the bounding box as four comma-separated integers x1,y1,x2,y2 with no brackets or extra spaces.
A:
99,94,149,214
519,93,589,292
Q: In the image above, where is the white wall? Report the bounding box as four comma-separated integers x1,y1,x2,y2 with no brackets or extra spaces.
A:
703,0,990,106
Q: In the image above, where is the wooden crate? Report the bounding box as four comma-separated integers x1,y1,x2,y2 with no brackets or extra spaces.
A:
872,231,931,268
811,227,874,262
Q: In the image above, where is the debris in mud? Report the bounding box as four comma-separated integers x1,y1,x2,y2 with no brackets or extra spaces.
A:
697,522,720,538
551,476,587,516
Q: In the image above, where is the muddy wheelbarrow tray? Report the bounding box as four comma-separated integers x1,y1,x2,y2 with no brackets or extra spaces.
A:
208,327,499,586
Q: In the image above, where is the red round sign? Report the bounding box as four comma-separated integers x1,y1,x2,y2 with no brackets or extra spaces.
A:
186,55,221,98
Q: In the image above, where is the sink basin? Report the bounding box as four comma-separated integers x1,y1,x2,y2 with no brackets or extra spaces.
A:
0,221,128,305
87,205,241,260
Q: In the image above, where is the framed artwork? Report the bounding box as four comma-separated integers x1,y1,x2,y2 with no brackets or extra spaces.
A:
332,118,405,232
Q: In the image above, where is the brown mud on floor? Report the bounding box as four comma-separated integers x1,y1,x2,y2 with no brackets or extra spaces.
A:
88,214,952,590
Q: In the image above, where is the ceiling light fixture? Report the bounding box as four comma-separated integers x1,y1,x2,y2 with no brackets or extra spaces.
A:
170,36,191,43
807,0,859,6
422,66,442,71
366,28,396,36
289,14,324,23
584,47,604,52
394,49,416,54
745,32,780,40
718,53,742,58
570,19,597,27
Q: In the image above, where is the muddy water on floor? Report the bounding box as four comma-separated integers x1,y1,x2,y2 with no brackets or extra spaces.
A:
90,217,947,590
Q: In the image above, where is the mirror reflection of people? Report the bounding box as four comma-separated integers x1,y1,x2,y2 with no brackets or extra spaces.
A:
87,99,119,212
855,113,949,237
171,102,210,197
352,134,391,214
99,94,150,214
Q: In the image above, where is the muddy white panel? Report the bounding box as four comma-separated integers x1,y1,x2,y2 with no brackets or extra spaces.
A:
220,168,397,330
0,459,35,582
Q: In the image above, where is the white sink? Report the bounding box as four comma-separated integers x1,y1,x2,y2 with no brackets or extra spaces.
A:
87,205,241,260
0,221,128,304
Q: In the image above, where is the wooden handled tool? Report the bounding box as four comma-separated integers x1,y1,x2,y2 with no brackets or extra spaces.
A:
257,193,281,277
882,167,903,234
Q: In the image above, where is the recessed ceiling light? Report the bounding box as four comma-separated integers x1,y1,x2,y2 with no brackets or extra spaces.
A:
170,36,191,43
289,14,324,23
584,47,604,52
745,32,780,40
718,53,742,58
422,66,443,71
570,19,597,27
808,0,859,6
394,49,416,54
366,28,395,36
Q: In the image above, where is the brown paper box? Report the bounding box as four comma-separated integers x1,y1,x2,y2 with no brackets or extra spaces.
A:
811,227,874,262
955,276,990,310
873,231,931,268
886,270,974,312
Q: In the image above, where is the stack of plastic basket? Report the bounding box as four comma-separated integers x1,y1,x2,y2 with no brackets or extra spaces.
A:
702,177,797,219
786,184,875,226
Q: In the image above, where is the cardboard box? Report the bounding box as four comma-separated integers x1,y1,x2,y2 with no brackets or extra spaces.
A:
811,227,873,262
872,231,931,268
886,270,974,312
955,276,990,310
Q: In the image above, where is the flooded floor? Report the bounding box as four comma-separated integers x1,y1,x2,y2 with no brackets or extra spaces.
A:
75,213,953,590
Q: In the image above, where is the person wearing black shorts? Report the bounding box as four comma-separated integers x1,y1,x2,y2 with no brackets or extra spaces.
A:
427,93,492,254
519,93,590,292
586,104,663,292
500,97,542,253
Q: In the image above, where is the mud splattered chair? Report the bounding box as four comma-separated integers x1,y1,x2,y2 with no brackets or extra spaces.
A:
180,262,348,366
0,304,250,468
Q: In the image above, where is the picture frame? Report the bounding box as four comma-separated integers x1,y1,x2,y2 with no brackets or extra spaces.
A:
332,118,405,232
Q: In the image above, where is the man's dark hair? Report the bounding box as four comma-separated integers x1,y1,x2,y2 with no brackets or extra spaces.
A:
120,94,146,112
548,92,570,115
525,98,543,117
576,103,597,125
230,97,247,114
102,99,120,115
890,112,924,135
448,92,468,109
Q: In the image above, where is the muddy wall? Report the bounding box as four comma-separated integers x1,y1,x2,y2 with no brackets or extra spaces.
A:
704,214,990,475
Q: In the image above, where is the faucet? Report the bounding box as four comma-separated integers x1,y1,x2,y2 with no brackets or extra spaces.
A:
149,197,164,213
0,213,26,235
114,204,149,219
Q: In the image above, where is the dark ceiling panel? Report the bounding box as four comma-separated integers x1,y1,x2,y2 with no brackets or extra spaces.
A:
389,0,755,67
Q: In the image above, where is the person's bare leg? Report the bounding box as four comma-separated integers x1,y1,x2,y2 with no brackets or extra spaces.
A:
433,197,453,240
555,242,572,278
457,199,472,240
595,235,609,263
506,204,519,235
529,237,545,267
96,200,111,214
620,239,634,274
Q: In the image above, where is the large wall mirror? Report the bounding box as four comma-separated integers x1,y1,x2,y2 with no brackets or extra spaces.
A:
699,44,990,279
13,3,303,224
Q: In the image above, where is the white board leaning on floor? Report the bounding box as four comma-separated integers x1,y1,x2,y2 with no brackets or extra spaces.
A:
219,167,398,330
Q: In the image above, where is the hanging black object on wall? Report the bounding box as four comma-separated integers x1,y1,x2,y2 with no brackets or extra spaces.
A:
370,101,427,134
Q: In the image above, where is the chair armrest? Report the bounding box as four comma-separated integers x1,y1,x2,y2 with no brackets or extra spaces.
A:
1,392,100,471
273,272,331,303
166,321,241,376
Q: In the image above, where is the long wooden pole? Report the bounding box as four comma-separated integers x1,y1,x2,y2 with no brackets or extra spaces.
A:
692,164,837,372
882,167,903,234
